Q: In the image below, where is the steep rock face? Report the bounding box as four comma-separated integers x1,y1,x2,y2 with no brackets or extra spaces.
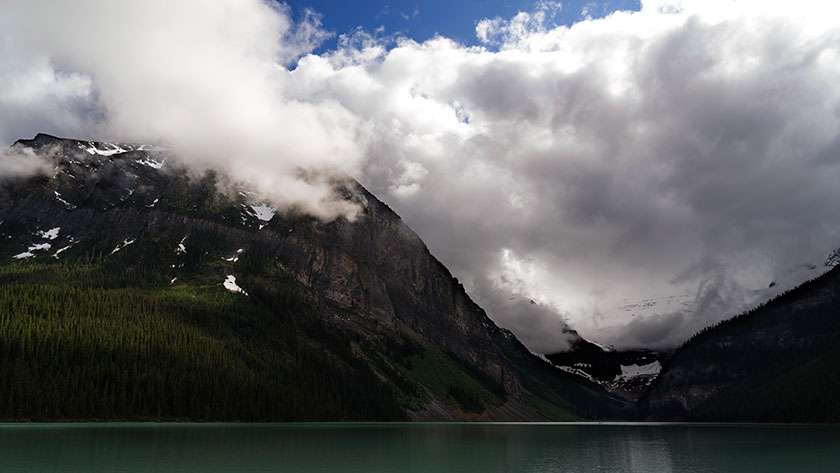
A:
1,134,623,420
640,265,840,422
271,185,520,394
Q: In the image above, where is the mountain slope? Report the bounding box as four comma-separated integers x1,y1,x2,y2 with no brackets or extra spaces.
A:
639,265,840,422
545,335,666,401
0,134,625,421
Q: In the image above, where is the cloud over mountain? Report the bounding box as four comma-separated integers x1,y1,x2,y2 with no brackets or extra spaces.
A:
3,0,840,351
1,0,364,218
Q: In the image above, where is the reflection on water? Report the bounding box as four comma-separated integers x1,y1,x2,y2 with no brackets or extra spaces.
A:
0,423,838,472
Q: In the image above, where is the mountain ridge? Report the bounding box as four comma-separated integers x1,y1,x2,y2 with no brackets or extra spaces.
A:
639,264,840,422
0,133,625,421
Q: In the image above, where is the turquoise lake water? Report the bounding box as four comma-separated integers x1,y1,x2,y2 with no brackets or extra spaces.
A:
0,422,838,472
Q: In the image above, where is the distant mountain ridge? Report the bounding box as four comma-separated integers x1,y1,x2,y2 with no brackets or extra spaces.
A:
0,134,625,421
639,264,840,422
544,334,666,401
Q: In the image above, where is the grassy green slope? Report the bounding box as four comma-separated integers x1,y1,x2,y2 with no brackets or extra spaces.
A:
363,335,508,415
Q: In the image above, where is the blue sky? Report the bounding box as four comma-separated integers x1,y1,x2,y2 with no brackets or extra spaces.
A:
285,0,641,46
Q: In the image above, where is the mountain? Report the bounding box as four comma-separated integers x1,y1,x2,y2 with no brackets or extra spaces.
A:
542,247,840,404
544,334,666,401
639,264,840,422
0,133,625,422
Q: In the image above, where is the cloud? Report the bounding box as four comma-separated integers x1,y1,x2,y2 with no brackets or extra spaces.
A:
0,0,362,220
3,0,840,352
289,0,840,351
476,1,562,47
0,145,53,180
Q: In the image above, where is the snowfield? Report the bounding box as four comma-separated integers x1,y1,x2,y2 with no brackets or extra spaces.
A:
615,361,662,382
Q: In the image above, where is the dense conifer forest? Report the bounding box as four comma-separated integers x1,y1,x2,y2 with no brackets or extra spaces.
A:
0,257,408,421
640,266,840,422
0,237,529,421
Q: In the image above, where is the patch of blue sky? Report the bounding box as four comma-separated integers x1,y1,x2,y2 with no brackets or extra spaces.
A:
283,0,641,50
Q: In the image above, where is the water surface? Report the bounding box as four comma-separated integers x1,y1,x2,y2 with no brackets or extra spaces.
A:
0,422,837,472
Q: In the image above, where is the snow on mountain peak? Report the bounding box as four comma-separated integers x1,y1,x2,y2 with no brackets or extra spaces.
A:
80,142,130,156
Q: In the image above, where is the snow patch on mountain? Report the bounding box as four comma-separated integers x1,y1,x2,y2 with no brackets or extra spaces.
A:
54,191,76,210
36,227,60,240
110,238,135,255
223,275,247,295
251,204,275,229
249,204,276,222
136,157,165,169
136,144,169,152
12,242,53,260
82,142,129,156
555,365,598,384
240,203,276,230
223,248,243,263
615,361,661,382
53,245,73,258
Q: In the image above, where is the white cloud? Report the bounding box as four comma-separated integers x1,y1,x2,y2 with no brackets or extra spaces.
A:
0,0,362,219
3,0,840,351
476,1,563,48
290,0,840,350
0,145,53,180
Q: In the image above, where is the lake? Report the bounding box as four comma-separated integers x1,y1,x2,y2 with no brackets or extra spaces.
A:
0,423,838,472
